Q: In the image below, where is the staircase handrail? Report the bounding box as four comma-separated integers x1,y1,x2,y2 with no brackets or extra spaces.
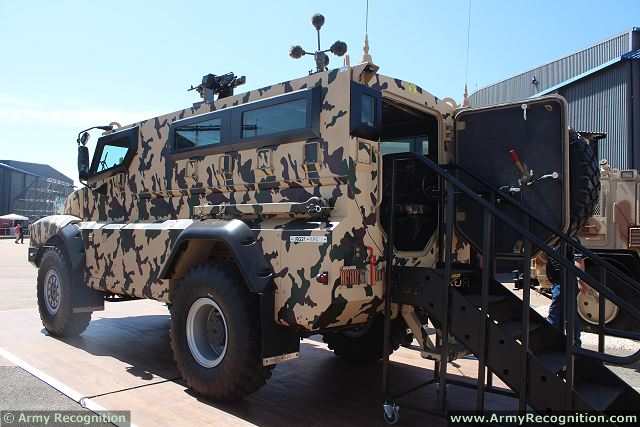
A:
390,153,640,364
445,162,640,296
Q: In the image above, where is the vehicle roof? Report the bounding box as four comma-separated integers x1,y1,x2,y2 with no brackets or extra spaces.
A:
107,63,445,136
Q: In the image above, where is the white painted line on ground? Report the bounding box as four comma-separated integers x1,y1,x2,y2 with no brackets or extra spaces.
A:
0,346,137,427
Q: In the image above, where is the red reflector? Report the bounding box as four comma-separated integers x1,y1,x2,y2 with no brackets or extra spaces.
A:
316,272,329,284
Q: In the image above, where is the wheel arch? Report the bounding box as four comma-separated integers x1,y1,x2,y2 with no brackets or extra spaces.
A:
30,219,104,313
159,219,274,295
29,218,84,271
162,220,300,363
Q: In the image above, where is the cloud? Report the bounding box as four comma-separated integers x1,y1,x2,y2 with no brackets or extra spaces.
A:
0,94,156,128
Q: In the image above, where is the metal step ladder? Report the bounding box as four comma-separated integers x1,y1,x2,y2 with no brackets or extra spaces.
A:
381,153,640,422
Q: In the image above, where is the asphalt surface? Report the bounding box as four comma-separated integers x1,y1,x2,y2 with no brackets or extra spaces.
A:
0,241,83,412
0,365,86,412
1,238,639,426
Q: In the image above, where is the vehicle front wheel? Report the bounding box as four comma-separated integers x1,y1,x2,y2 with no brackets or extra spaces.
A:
169,264,271,401
37,247,91,337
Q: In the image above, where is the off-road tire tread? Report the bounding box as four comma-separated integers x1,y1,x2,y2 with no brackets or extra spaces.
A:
169,264,271,401
37,247,91,337
567,130,600,236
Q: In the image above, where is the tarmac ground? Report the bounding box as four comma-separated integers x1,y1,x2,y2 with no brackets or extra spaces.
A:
0,239,638,426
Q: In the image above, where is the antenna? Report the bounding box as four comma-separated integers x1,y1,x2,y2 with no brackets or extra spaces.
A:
362,0,372,63
289,14,348,74
462,0,472,107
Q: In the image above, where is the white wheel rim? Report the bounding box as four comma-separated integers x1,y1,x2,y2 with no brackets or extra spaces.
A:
186,297,228,368
577,288,619,325
44,268,62,315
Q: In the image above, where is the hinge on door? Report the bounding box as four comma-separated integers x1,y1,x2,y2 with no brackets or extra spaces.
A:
186,159,200,183
220,155,233,186
186,160,200,181
117,174,126,192
257,148,273,170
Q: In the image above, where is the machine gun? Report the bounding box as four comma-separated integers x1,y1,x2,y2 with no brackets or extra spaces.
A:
189,72,246,102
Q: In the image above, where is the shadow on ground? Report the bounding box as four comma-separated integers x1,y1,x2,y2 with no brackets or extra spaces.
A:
45,314,517,427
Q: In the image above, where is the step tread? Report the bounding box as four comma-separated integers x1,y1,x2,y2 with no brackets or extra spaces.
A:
535,351,567,375
574,382,624,411
499,319,544,339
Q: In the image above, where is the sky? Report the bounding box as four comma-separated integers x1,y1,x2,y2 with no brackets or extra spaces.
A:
0,0,638,185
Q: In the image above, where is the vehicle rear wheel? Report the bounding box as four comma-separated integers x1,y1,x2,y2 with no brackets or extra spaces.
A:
37,247,91,337
323,316,405,363
169,264,271,401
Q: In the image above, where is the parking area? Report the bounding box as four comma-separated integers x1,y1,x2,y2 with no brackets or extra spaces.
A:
0,239,639,426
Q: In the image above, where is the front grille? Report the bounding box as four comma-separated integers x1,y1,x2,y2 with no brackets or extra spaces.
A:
629,227,640,248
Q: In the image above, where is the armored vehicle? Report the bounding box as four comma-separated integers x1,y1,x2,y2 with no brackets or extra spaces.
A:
28,16,640,421
572,156,640,331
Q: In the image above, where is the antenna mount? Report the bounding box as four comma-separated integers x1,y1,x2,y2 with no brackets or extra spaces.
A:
289,14,347,74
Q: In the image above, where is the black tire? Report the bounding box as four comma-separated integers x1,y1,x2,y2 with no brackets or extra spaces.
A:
169,264,271,401
582,258,636,333
322,316,404,363
567,130,600,236
37,247,91,337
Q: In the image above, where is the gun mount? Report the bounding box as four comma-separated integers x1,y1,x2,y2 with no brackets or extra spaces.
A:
189,72,246,102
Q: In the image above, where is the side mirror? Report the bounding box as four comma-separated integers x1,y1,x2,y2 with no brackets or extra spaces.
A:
78,145,90,181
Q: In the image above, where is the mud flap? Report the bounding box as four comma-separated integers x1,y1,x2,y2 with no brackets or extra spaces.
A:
260,285,300,366
58,224,105,313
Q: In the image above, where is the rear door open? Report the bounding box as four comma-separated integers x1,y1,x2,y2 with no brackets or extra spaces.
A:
454,96,569,255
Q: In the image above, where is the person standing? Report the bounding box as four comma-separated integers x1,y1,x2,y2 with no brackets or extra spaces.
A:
14,223,24,244
14,223,20,244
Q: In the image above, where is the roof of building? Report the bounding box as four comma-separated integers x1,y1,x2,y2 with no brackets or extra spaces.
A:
0,162,39,177
0,160,73,184
622,49,640,61
470,27,639,103
532,48,640,97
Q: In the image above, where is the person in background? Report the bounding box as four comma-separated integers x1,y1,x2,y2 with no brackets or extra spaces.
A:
546,250,586,347
14,222,24,244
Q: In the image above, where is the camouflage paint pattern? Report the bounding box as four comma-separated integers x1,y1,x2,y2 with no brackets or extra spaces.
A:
29,215,81,247
34,63,456,332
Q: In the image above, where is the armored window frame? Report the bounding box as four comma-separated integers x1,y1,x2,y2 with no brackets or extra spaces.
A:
230,87,321,145
168,110,232,159
88,126,139,179
350,82,382,140
174,116,224,151
168,87,321,161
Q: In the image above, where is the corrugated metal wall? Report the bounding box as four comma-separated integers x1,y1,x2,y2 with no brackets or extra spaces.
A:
471,32,631,106
558,63,631,168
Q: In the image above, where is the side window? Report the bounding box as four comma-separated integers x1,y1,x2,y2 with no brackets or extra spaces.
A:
360,93,376,127
241,99,307,138
168,87,320,160
175,117,221,150
350,82,382,140
380,140,412,156
96,144,129,172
